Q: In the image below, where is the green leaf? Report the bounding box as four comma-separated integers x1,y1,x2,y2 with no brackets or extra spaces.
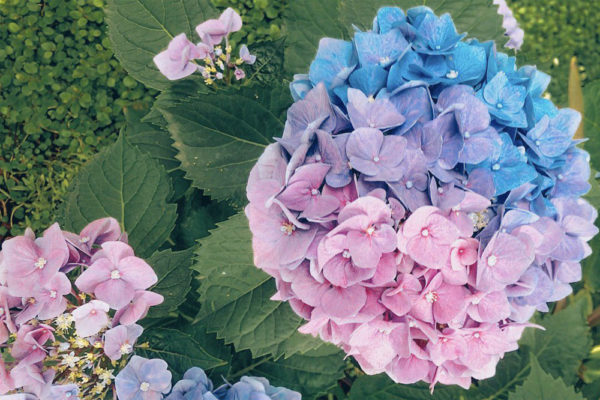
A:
583,235,600,292
339,0,506,48
508,356,585,400
283,0,349,74
171,189,236,250
105,0,217,90
349,375,466,400
137,327,229,379
583,80,600,170
249,344,346,400
60,134,178,258
146,248,194,318
193,212,323,359
519,293,592,384
245,39,287,85
124,106,190,201
158,83,292,207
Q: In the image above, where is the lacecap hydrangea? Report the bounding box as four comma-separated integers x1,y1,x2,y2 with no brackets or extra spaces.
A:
245,6,598,390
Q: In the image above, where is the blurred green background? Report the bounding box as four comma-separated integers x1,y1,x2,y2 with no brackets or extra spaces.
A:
0,0,598,238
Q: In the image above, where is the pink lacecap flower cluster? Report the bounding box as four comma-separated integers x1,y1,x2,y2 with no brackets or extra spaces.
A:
0,218,163,398
245,144,598,390
153,7,256,83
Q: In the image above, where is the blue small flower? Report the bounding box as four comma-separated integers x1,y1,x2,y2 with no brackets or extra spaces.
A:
479,71,528,128
115,356,172,400
469,133,537,196
220,376,301,400
166,367,218,400
412,12,465,55
289,74,313,101
354,29,409,67
309,38,356,93
373,6,407,34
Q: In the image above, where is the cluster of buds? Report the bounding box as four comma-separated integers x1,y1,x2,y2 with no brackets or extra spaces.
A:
0,218,163,399
153,8,256,85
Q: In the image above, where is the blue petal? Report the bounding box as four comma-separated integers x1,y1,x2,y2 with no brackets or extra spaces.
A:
354,29,409,67
289,74,313,101
308,38,356,91
374,6,406,33
348,65,388,96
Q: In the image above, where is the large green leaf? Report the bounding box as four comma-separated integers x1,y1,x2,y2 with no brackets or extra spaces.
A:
508,357,585,400
137,327,229,379
146,248,195,318
193,212,324,359
339,0,506,47
158,83,292,207
249,345,346,400
124,106,190,201
105,0,217,90
60,134,177,258
349,295,591,400
283,0,349,74
171,189,236,250
583,80,600,170
519,292,592,385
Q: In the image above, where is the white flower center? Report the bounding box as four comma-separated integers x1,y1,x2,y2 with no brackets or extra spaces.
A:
367,95,375,103
535,140,541,146
111,270,121,280
35,257,47,269
437,187,444,194
311,188,319,196
405,180,413,189
315,154,322,161
140,382,150,392
342,250,351,259
0,307,4,316
473,332,481,339
425,291,438,303
379,57,390,65
557,174,564,180
463,131,471,139
366,226,376,236
80,236,90,243
487,255,498,267
446,70,458,79
280,223,296,236
49,290,57,299
120,343,133,355
492,163,500,171
373,156,380,162
496,103,503,109
472,297,481,305
421,229,429,237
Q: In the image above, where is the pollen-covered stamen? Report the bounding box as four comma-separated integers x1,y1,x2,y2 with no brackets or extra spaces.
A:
80,236,90,244
110,270,121,280
425,291,438,303
280,222,296,236
34,257,47,269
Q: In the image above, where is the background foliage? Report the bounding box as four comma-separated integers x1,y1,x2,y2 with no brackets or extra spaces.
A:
3,0,600,399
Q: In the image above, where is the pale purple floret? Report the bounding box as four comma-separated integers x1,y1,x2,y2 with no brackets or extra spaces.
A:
72,300,110,338
346,128,407,182
239,45,256,65
493,0,524,50
115,356,172,400
153,33,208,80
103,324,143,361
346,88,405,130
195,7,242,46
75,241,158,310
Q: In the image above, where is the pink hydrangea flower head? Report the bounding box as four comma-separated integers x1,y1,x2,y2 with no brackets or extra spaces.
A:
195,7,242,46
2,223,69,297
113,291,164,326
72,300,110,338
104,324,144,361
75,241,158,309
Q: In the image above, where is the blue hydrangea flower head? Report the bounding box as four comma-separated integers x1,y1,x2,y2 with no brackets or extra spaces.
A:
219,376,301,400
166,367,219,400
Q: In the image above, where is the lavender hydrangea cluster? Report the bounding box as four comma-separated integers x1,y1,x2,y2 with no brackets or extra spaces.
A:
245,6,598,389
0,218,164,399
115,361,300,400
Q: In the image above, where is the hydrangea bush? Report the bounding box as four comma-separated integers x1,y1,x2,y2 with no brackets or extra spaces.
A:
245,5,597,390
